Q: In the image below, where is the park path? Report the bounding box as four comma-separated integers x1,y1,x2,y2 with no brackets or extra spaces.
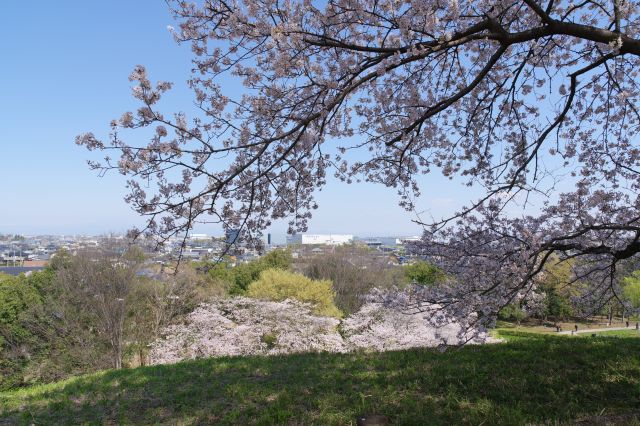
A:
558,326,638,335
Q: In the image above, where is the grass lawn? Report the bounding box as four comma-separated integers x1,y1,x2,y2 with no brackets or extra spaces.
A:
1,331,639,425
496,317,640,334
574,329,640,338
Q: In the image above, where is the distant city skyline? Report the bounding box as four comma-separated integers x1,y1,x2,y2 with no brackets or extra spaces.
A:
0,230,422,247
1,1,487,240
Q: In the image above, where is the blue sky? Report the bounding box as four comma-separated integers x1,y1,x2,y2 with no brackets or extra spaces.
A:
0,1,476,240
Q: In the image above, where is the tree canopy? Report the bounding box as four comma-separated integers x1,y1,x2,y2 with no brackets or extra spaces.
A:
78,0,640,325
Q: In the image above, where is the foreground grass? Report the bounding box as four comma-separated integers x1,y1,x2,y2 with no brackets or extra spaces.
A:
1,331,639,425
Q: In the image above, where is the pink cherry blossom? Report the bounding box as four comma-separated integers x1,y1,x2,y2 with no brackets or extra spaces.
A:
78,0,640,322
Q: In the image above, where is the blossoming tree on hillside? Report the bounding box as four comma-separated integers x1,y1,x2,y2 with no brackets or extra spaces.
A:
78,0,640,326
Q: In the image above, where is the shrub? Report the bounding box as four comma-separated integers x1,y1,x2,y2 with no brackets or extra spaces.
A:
623,271,640,309
206,249,292,295
404,261,445,286
0,269,102,390
498,303,527,324
247,269,342,318
260,332,278,349
260,249,293,270
0,273,46,390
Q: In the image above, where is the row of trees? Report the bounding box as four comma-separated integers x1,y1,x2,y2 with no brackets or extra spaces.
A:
5,243,444,390
200,245,446,316
498,257,640,324
21,240,638,389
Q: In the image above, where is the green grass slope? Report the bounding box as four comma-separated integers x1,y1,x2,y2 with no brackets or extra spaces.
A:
1,331,639,425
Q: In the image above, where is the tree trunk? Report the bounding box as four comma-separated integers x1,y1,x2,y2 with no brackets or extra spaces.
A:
139,348,146,367
113,339,123,369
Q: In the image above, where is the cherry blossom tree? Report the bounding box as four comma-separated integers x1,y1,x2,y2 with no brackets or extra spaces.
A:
148,296,494,364
77,0,640,323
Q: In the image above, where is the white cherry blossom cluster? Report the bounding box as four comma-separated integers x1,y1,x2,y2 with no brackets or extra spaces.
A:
148,297,346,364
148,293,496,365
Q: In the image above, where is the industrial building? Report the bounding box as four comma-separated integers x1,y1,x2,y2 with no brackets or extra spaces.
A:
286,234,354,246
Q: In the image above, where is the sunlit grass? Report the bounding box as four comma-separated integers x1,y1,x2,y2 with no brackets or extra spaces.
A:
1,331,639,425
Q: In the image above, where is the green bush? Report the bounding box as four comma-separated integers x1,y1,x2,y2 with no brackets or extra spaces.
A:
498,303,526,324
247,269,342,318
260,332,278,349
207,249,293,295
623,271,640,309
404,261,445,286
260,249,293,270
0,271,55,390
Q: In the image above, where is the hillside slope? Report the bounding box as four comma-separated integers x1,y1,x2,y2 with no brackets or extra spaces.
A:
1,332,639,425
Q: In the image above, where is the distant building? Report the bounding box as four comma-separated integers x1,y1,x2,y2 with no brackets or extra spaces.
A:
286,234,354,246
358,237,382,248
22,260,48,267
353,236,421,248
189,233,209,240
396,236,421,244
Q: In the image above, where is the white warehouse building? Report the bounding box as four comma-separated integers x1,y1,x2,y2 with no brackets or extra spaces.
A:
286,234,354,246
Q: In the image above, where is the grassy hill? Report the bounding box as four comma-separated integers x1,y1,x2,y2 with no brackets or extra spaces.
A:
1,331,639,425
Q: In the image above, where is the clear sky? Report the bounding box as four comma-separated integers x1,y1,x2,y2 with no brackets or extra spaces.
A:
0,1,477,241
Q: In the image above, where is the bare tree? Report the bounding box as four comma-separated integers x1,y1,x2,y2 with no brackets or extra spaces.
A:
126,275,193,366
303,245,405,314
56,247,143,369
